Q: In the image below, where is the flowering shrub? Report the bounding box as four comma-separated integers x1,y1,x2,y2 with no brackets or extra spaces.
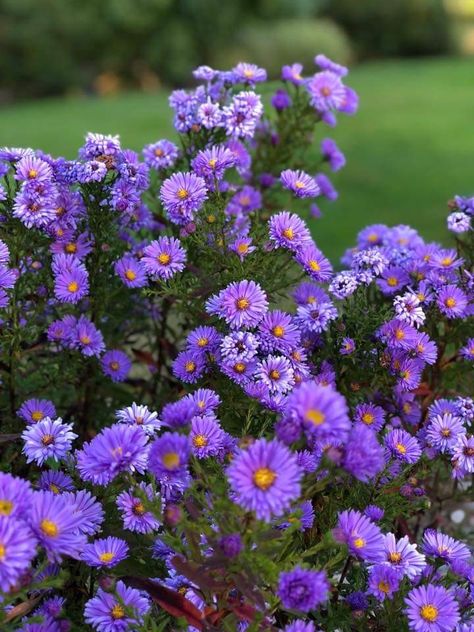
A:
0,55,473,632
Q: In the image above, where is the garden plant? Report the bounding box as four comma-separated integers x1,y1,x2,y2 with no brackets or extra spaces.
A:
0,55,473,631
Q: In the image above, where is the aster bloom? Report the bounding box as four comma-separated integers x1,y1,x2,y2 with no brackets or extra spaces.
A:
116,403,161,436
0,516,37,592
377,266,411,294
282,63,304,85
378,318,418,350
84,580,150,632
385,429,422,464
191,145,236,182
15,155,53,182
220,331,260,363
285,382,351,444
354,403,385,432
141,236,187,280
259,310,301,354
172,349,207,383
295,243,333,282
101,350,132,382
160,171,207,225
148,432,191,486
321,138,346,171
143,139,179,170
114,254,147,288
73,316,105,357
412,331,438,365
18,398,56,424
53,255,89,304
405,584,460,632
186,325,221,355
394,293,426,327
422,529,471,564
280,169,320,198
278,567,329,613
268,211,312,252
364,505,384,522
197,98,223,129
29,491,85,561
447,211,471,233
255,355,295,394
367,565,402,601
81,536,129,568
437,285,468,319
426,414,464,453
296,299,338,334
62,490,104,536
223,91,263,138
334,510,385,563
76,424,149,485
80,132,121,159
38,470,75,495
207,280,268,329
272,88,292,111
22,417,77,466
343,424,385,482
0,473,32,520
190,415,225,458
227,438,302,522
233,62,267,84
383,533,427,579
117,484,160,534
460,338,474,361
329,270,359,299
306,71,346,112
229,236,256,261
226,185,261,215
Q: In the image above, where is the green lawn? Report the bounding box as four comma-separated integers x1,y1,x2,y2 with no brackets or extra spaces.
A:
0,57,473,260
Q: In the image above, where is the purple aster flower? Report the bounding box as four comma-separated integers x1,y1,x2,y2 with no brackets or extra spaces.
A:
192,145,236,182
405,584,460,632
207,280,268,329
18,398,56,424
321,138,346,171
394,293,426,327
295,243,333,282
76,424,149,485
160,171,207,225
219,533,242,558
412,331,438,365
329,270,359,299
364,505,384,522
38,470,74,495
368,565,402,601
430,248,463,271
281,500,315,532
143,139,179,170
255,355,295,394
22,417,77,466
437,285,468,319
161,398,195,429
447,211,471,233
116,483,160,534
259,310,301,354
426,414,464,453
101,350,131,382
383,533,427,579
0,265,16,289
226,185,261,216
13,186,57,228
148,432,191,492
377,266,411,295
0,516,36,592
220,331,260,363
422,530,471,564
334,510,385,563
232,62,267,84
172,349,207,384
185,389,221,416
142,236,187,280
15,155,53,182
53,255,89,304
81,536,129,568
77,159,107,183
378,318,419,350
296,300,338,334
229,236,256,261
460,338,474,361
114,254,147,288
280,169,320,198
29,491,85,562
268,211,312,252
282,63,304,84
84,580,150,632
285,382,351,444
385,429,422,464
278,566,329,613
354,403,385,432
186,326,221,355
62,490,104,536
197,98,223,129
271,88,292,111
223,91,263,138
79,132,121,160
346,591,368,612
315,172,338,200
306,71,346,112
0,473,32,520
116,403,160,436
72,316,105,357
190,415,225,458
343,424,385,482
394,355,424,391
226,438,302,522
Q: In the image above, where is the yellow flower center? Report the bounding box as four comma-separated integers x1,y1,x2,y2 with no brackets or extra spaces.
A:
234,362,246,373
445,297,456,308
162,452,180,469
154,148,164,156
294,181,305,189
237,243,249,254
208,158,217,167
253,467,277,490
362,413,374,425
321,86,331,96
388,551,402,563
368,233,378,243
282,228,294,240
65,243,77,253
49,484,60,494
28,169,38,179
111,604,125,620
207,214,216,223
305,409,325,426
236,298,249,310
0,543,5,560
41,434,55,446
132,502,145,515
31,411,44,422
185,361,196,373
420,605,438,622
272,325,284,338
269,369,280,380
67,281,79,293
0,500,13,516
309,260,320,272
193,434,208,448
197,337,208,347
441,429,451,437
125,269,136,281
353,537,365,549
177,188,189,200
243,69,254,78
99,552,115,563
80,335,91,345
158,253,171,265
395,329,405,340
440,257,452,267
40,519,59,537
395,443,406,454
387,276,398,287
378,581,390,593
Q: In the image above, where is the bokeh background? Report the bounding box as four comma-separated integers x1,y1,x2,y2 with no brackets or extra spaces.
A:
1,0,473,260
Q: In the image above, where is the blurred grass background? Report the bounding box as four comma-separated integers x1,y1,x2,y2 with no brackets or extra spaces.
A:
0,0,473,259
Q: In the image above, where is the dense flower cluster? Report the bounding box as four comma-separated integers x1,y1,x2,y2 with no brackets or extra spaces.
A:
0,55,473,632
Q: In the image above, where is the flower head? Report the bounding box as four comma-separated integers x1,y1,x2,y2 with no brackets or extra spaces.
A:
405,584,460,632
160,172,207,225
81,536,129,568
101,350,132,382
334,510,385,563
142,236,187,279
278,566,329,613
22,417,77,466
84,580,150,632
